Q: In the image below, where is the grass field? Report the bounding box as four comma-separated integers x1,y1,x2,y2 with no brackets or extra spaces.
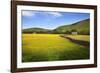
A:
66,35,90,42
22,34,90,62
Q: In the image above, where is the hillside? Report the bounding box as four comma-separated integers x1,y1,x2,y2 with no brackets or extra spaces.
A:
22,28,51,33
22,19,90,35
54,19,90,34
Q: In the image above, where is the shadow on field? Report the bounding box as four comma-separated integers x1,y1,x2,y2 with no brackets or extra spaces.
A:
22,47,90,62
58,47,90,60
60,35,90,48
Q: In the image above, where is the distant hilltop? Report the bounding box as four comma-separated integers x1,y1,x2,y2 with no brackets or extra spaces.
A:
22,19,90,35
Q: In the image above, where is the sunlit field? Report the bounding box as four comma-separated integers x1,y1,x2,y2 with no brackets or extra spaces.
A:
22,34,89,62
66,35,90,42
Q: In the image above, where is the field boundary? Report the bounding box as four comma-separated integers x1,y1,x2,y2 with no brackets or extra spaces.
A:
60,35,90,48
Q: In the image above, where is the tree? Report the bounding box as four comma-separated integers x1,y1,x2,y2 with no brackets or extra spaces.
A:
65,30,71,34
71,29,77,32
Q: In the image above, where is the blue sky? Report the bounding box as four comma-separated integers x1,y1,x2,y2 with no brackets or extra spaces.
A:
22,10,90,29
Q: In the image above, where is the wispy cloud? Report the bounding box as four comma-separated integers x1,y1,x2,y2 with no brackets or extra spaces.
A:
46,12,62,17
22,11,35,17
22,11,63,18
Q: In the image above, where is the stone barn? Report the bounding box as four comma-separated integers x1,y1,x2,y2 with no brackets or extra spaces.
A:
71,32,78,35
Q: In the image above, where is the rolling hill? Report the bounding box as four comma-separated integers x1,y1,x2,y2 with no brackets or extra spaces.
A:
22,19,90,35
22,28,52,33
54,19,90,34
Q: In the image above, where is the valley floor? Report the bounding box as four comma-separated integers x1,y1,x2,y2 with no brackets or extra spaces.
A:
22,34,90,62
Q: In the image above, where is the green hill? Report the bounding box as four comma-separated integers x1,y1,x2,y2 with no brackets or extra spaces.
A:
22,28,51,33
22,19,90,35
54,19,90,34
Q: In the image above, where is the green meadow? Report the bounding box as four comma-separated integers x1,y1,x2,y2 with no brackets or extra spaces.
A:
22,34,89,62
66,35,90,42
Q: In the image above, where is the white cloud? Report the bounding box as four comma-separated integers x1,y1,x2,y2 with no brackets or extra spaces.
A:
22,11,62,18
22,11,35,17
46,12,62,17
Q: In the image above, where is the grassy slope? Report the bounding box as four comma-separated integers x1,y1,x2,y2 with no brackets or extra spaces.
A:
22,28,51,33
22,19,90,34
54,19,90,33
22,34,89,62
